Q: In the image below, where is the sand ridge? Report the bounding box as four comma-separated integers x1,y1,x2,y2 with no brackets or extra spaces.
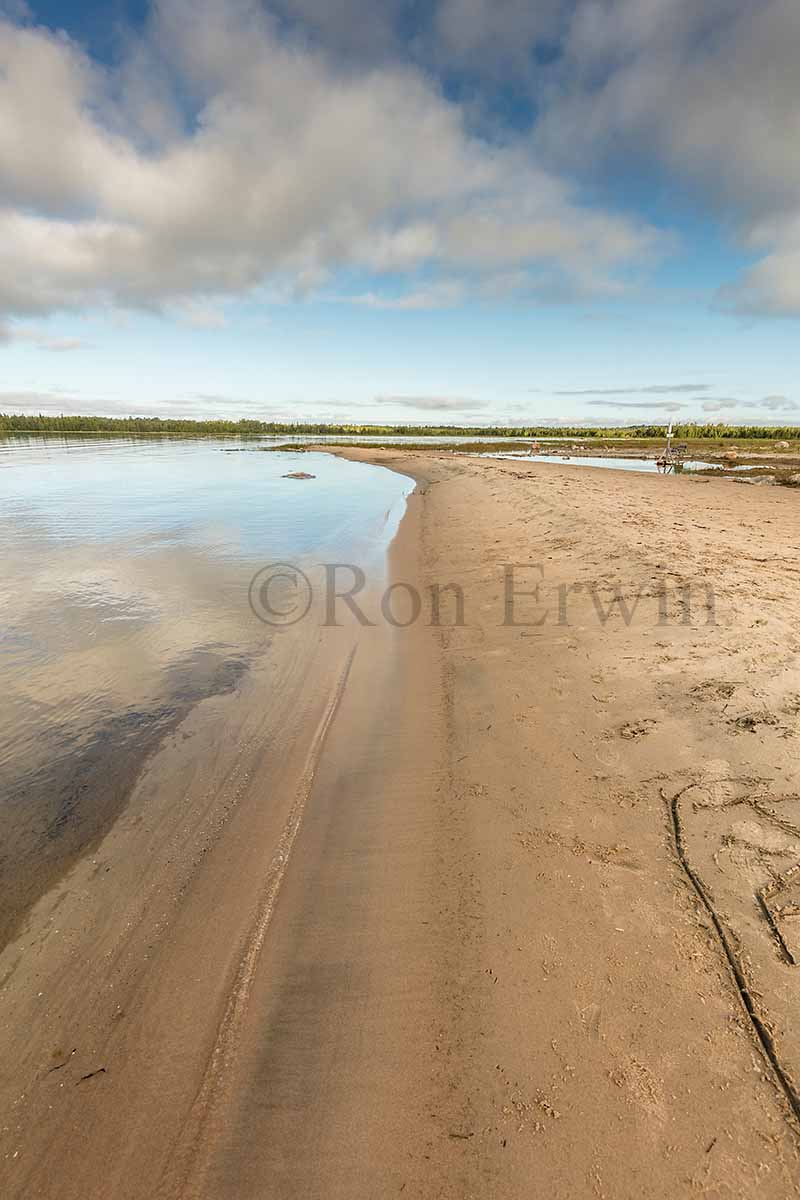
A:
326,448,800,1197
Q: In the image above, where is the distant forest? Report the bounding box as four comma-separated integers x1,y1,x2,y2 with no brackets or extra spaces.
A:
1,413,799,440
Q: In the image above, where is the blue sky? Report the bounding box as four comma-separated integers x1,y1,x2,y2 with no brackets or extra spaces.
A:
1,0,798,426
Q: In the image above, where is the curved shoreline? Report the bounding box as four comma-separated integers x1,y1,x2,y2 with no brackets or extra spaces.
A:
3,449,800,1197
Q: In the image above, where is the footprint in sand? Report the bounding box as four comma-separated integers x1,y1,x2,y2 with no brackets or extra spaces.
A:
594,742,623,770
618,719,656,740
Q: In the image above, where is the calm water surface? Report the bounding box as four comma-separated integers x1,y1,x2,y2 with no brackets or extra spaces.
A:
1,435,411,557
479,451,728,473
0,436,412,943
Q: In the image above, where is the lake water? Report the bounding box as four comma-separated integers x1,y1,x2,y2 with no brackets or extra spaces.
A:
1,435,412,559
0,436,412,944
479,451,727,473
0,431,755,943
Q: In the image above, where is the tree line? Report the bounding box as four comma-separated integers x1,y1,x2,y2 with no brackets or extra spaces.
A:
1,413,798,440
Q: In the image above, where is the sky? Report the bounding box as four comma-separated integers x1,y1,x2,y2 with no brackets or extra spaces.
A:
1,0,799,427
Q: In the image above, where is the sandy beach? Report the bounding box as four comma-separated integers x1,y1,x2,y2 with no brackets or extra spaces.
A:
2,449,800,1198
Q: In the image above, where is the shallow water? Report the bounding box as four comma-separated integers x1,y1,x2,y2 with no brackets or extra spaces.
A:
0,436,412,942
1,435,411,558
478,451,743,474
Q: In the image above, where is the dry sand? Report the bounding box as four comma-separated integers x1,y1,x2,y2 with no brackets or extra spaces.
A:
2,449,800,1198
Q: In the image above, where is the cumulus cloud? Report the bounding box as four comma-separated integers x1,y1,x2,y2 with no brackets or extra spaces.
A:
270,0,402,62
717,252,800,317
0,0,661,323
1,0,796,329
535,0,800,317
432,0,565,81
271,1,800,319
272,0,565,79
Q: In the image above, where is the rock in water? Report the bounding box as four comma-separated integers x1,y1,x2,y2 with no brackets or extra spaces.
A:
282,471,316,480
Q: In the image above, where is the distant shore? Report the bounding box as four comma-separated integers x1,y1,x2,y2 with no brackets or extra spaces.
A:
3,411,800,447
6,418,800,478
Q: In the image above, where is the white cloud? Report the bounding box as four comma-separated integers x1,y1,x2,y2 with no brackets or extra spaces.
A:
272,0,565,79
584,400,685,412
717,250,800,318
174,302,229,329
434,0,563,75
0,322,86,351
0,388,313,422
38,336,85,352
536,0,800,317
374,395,489,412
701,396,799,416
346,282,466,310
0,390,99,414
0,1,661,321
760,395,798,412
2,0,795,329
556,383,709,396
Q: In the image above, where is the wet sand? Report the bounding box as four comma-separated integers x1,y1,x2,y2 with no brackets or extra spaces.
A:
2,450,800,1197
